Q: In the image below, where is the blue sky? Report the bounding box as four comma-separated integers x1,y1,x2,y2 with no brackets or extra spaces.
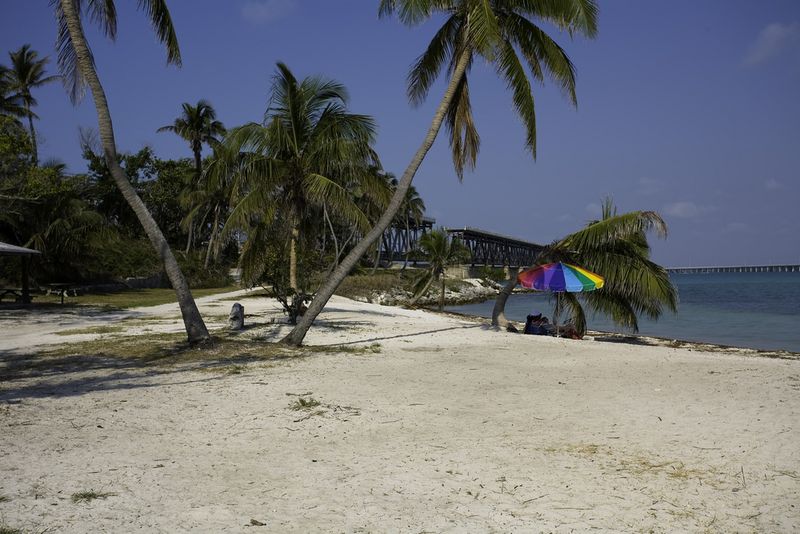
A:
2,1,799,267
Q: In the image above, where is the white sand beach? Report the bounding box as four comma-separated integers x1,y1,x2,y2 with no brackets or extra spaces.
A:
1,291,798,532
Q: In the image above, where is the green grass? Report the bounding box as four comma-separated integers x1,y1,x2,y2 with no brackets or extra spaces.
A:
35,285,240,309
0,526,21,534
71,490,115,503
55,325,126,336
290,397,321,410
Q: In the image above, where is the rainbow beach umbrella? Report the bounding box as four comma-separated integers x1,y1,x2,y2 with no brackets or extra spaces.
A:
517,262,604,337
517,262,605,292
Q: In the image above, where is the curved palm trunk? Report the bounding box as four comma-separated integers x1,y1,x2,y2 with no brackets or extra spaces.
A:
407,274,434,307
60,0,209,343
282,49,472,346
491,267,519,329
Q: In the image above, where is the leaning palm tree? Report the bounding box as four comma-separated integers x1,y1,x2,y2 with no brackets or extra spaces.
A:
6,45,60,165
222,62,380,292
53,0,210,342
409,228,471,310
283,0,598,345
492,199,677,335
158,99,225,180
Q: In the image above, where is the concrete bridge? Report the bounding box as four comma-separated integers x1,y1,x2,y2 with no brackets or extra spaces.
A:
668,264,800,274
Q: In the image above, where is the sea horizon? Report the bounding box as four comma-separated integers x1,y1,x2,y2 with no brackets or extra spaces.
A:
447,271,800,353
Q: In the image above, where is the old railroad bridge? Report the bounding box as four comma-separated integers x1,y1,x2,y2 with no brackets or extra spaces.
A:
379,220,543,268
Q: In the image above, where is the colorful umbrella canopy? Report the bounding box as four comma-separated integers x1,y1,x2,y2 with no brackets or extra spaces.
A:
518,262,604,292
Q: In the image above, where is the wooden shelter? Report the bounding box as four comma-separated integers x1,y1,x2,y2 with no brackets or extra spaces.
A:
0,241,41,303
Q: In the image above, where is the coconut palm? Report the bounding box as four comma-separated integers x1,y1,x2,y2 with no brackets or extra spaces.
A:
158,99,225,180
409,228,471,310
53,0,210,342
398,182,426,269
283,0,598,345
6,45,60,165
0,67,27,123
493,199,677,335
222,62,380,291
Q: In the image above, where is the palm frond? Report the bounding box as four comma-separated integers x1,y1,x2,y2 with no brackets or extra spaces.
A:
136,0,181,66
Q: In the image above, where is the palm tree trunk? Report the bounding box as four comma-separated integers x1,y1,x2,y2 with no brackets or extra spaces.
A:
323,205,340,272
282,48,472,346
492,267,519,329
289,224,299,291
402,218,411,270
60,0,209,343
439,273,446,311
193,146,202,182
26,104,38,167
204,204,220,269
407,274,434,307
185,223,193,254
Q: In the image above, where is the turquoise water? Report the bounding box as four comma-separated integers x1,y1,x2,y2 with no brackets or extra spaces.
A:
447,272,800,353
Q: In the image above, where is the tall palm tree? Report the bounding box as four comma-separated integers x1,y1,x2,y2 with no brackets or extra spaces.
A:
283,0,598,345
6,45,60,166
53,0,210,342
409,228,471,310
158,99,225,180
492,199,677,335
222,62,380,291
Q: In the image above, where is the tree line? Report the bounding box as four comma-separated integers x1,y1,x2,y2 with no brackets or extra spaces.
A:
1,1,677,346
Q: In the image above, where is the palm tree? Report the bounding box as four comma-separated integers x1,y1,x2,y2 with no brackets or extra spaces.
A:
409,228,471,310
283,0,598,345
6,45,60,166
0,67,27,123
398,182,426,270
158,99,225,180
53,0,210,342
493,199,677,335
222,62,380,291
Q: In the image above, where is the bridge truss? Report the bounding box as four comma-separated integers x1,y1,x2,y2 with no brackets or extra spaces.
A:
446,227,543,267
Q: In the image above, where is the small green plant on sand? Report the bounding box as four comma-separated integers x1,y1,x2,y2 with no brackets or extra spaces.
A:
0,526,22,534
290,397,321,411
71,490,115,503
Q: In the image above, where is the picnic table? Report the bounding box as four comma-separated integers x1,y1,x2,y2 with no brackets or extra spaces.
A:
0,288,30,303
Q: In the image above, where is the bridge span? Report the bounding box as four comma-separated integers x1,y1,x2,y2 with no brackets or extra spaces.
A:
668,264,800,274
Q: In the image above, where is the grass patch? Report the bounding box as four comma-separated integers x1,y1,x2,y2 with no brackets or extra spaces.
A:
332,270,416,300
0,495,9,503
71,490,115,503
290,397,321,411
0,526,21,534
55,325,126,336
35,286,240,309
302,342,381,356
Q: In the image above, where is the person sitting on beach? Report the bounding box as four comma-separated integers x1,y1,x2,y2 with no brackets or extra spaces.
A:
524,312,555,335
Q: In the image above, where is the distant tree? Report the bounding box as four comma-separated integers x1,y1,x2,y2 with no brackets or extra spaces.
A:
223,62,379,292
6,45,60,165
284,0,598,345
409,229,471,310
158,99,225,180
52,0,209,342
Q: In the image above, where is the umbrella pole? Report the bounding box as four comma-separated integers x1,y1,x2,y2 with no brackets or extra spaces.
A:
554,292,560,337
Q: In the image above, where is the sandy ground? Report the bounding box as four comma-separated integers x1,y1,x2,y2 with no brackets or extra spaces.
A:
1,291,799,532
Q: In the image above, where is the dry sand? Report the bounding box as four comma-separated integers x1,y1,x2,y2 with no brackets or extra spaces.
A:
1,291,799,532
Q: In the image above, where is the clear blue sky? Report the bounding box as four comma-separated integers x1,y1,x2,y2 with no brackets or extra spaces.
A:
2,1,799,267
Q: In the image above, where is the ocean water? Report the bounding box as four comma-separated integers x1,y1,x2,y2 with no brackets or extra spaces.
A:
446,272,800,353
